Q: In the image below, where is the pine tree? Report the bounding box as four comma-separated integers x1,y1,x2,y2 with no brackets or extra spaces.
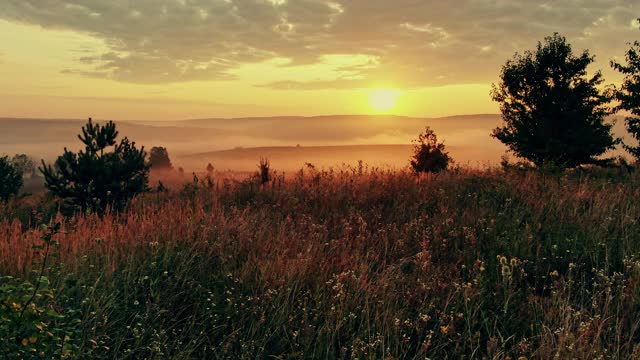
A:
40,118,150,214
0,156,23,201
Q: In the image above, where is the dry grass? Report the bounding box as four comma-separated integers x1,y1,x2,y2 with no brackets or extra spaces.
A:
2,167,640,358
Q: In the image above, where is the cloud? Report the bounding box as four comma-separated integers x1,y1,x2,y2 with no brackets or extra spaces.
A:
0,0,637,87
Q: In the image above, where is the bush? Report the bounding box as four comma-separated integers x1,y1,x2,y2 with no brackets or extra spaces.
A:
410,127,450,174
258,158,271,184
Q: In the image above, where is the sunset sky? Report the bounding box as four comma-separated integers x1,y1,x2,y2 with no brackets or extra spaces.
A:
0,1,638,120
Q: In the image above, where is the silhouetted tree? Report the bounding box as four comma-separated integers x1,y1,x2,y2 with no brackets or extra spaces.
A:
12,154,36,178
612,19,640,161
410,127,450,174
149,146,173,170
0,155,23,201
492,33,618,168
40,118,150,214
206,163,214,175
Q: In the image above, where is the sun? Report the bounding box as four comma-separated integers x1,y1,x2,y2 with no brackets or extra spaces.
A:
368,89,400,113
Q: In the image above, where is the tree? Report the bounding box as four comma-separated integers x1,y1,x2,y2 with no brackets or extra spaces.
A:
206,163,214,175
410,127,450,174
612,19,640,160
149,146,173,170
40,118,150,214
0,155,23,201
12,154,36,178
491,33,618,168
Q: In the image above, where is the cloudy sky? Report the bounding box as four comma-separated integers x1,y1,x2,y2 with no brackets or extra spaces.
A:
0,0,638,120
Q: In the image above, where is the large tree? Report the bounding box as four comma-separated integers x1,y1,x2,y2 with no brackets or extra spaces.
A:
40,118,150,214
0,156,23,201
612,19,640,160
491,33,619,168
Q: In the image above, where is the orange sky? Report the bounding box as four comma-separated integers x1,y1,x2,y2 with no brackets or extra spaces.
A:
0,1,638,120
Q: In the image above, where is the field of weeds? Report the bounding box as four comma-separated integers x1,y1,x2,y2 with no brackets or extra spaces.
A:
2,167,640,358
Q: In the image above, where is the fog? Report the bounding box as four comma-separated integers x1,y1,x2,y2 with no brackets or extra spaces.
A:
0,114,629,173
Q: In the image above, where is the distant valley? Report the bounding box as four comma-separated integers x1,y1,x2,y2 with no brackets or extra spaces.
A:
0,114,629,171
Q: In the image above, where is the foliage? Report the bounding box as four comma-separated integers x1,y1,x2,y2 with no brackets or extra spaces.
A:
149,146,173,170
0,155,23,202
612,19,640,160
410,127,450,173
0,223,83,358
492,33,618,168
12,154,36,179
3,168,640,358
40,118,150,215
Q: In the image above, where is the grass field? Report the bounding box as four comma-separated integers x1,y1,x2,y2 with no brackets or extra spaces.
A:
2,166,640,358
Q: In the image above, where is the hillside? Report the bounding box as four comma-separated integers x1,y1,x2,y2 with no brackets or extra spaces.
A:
181,143,506,172
1,114,630,170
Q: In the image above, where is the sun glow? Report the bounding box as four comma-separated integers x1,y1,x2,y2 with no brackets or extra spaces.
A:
368,89,401,113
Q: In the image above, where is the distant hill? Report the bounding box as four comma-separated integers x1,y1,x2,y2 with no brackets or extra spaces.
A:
182,143,507,172
185,144,414,172
0,114,629,170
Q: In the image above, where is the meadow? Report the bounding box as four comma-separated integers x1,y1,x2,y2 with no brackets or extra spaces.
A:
2,166,640,358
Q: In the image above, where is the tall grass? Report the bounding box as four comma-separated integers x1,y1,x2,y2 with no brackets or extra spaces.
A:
2,167,640,358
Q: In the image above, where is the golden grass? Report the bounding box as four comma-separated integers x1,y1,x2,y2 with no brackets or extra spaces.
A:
2,167,640,358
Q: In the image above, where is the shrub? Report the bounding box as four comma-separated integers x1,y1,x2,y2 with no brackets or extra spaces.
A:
258,158,271,184
410,127,450,174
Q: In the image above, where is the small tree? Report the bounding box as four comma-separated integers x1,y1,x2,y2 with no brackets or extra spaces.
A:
40,118,150,214
0,155,23,201
612,19,640,160
492,33,618,168
12,154,36,178
206,163,214,175
149,146,173,170
410,127,450,174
